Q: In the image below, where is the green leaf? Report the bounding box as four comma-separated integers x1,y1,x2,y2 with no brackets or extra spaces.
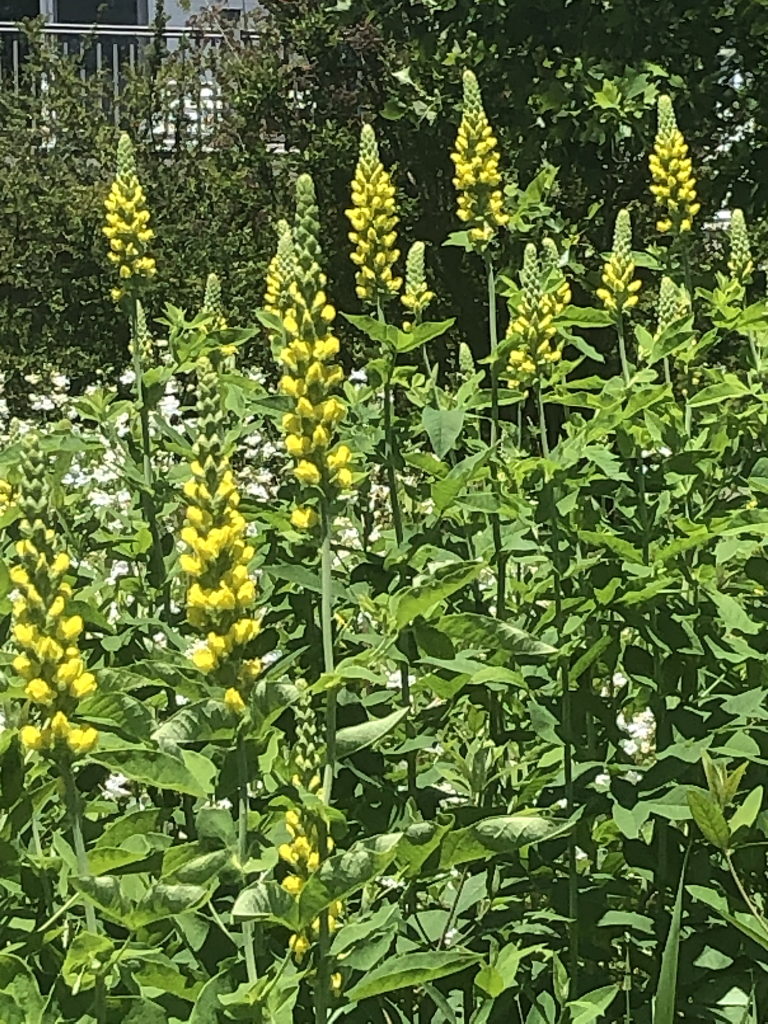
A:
653,858,687,1024
421,407,465,459
297,833,402,928
232,880,298,930
91,747,211,797
569,985,619,1024
345,950,481,1001
438,613,556,656
336,707,409,758
0,954,44,1024
396,318,455,353
560,307,614,329
729,786,763,834
440,814,568,869
152,700,235,744
62,932,114,992
394,561,484,630
687,789,731,850
686,378,751,407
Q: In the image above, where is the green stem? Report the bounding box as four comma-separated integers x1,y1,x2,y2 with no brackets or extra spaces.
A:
237,734,257,987
550,494,577,991
617,315,630,386
130,298,168,617
377,303,417,797
63,761,105,1023
537,382,550,458
316,497,336,1024
485,254,506,622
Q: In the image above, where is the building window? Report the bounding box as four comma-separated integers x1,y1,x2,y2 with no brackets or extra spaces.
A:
54,0,146,24
0,0,40,17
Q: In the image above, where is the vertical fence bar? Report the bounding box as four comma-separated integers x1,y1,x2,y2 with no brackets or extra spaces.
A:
112,41,119,125
13,38,19,94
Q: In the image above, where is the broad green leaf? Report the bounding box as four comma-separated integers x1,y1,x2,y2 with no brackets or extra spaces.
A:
79,691,154,741
569,985,619,1023
232,880,298,929
152,700,235,744
438,613,556,656
297,833,402,928
687,378,750,407
62,932,114,992
394,561,484,630
729,786,763,834
345,950,481,1001
190,972,237,1024
336,707,409,758
440,814,567,869
421,407,465,459
91,747,211,797
688,789,731,850
396,318,455,353
0,954,44,1024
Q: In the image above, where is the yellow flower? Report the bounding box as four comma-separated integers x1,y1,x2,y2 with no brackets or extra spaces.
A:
345,124,402,304
401,241,435,328
294,460,321,486
20,725,45,751
649,95,701,236
291,506,318,530
71,672,97,699
67,726,99,755
597,209,642,317
50,711,71,739
192,646,217,673
103,133,156,300
224,687,246,714
25,678,54,704
451,70,509,250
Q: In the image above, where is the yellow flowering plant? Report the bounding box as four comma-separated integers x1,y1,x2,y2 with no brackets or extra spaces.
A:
181,357,261,714
649,94,701,237
103,132,156,305
346,124,402,308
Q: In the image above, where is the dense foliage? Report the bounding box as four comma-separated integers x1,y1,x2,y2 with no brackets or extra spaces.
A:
1,0,767,400
0,58,768,1022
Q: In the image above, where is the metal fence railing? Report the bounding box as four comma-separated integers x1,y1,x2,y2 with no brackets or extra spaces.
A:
0,21,261,141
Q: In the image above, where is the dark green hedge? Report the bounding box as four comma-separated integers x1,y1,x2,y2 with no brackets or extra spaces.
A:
0,0,766,402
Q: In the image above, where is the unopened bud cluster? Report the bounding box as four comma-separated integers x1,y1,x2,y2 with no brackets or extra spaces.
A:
401,241,435,331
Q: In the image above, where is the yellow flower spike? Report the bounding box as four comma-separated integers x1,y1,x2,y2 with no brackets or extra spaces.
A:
345,124,402,306
103,133,156,301
451,70,509,251
598,209,642,318
649,95,701,237
263,219,296,344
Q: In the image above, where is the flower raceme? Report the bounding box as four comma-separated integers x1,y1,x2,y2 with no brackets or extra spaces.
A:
264,220,295,346
274,174,353,507
103,133,156,303
345,124,402,306
13,437,98,757
505,241,570,393
181,359,261,713
728,209,753,289
649,95,701,235
451,70,509,250
280,809,342,964
401,241,435,332
597,209,642,317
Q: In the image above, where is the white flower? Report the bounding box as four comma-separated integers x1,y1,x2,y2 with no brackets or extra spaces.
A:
101,773,131,800
349,368,368,384
120,369,137,387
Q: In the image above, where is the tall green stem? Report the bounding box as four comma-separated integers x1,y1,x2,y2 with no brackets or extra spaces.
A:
549,490,577,990
316,497,336,1024
237,733,257,987
377,303,416,797
617,316,630,386
63,761,105,1022
130,298,167,613
485,254,506,621
536,383,550,458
